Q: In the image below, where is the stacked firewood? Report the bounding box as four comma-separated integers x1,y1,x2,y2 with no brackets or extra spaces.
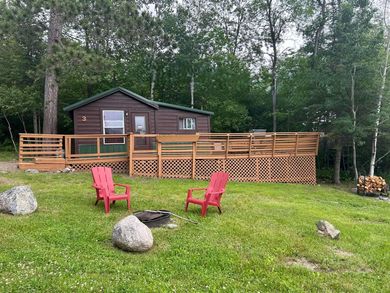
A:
357,176,388,195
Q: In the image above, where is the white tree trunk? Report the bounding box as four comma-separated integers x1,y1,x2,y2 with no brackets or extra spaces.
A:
3,113,17,153
190,73,194,108
369,37,389,176
350,65,358,182
150,68,156,101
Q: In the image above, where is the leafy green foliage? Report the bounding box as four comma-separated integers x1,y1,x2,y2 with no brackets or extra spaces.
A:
0,0,389,177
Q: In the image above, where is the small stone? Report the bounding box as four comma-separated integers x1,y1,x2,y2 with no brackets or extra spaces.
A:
62,167,74,173
0,186,38,215
378,196,390,202
316,220,340,240
112,215,153,252
25,169,39,174
165,223,178,229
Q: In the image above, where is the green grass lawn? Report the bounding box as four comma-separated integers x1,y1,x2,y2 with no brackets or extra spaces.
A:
0,172,389,292
0,151,17,161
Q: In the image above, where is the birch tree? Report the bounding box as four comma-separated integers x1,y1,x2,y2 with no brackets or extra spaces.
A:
369,0,390,176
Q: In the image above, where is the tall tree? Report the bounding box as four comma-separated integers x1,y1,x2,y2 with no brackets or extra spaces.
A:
43,4,63,134
369,0,390,176
253,0,296,132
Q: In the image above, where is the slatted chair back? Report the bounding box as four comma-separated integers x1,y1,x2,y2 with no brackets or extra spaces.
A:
91,167,115,195
206,172,229,202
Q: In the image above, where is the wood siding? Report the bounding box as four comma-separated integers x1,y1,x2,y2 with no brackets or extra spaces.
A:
73,92,156,134
72,92,211,134
155,106,210,134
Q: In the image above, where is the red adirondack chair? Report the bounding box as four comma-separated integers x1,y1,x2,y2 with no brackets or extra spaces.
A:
91,167,131,214
185,172,229,217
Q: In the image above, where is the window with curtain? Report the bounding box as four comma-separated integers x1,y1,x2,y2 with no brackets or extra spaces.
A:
102,110,125,144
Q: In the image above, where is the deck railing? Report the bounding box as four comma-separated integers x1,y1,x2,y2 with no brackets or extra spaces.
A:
19,132,320,183
19,132,319,163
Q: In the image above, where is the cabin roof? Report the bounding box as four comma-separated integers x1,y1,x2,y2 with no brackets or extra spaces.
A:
63,87,214,115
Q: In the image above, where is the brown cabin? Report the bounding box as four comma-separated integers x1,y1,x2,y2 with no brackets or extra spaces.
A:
64,87,213,151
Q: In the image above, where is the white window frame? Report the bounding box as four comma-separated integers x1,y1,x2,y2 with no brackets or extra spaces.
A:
180,117,196,130
102,110,125,144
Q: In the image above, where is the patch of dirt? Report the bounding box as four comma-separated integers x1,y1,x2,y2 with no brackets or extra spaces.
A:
0,177,16,185
0,162,18,172
285,257,321,272
334,248,354,259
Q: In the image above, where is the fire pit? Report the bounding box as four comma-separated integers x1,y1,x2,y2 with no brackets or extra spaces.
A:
134,210,171,228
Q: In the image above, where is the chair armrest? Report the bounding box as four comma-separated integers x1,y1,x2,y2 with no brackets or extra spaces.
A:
187,187,207,199
114,183,131,194
114,183,130,188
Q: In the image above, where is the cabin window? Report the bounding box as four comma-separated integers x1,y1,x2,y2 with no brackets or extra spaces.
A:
134,115,146,134
179,118,196,130
102,110,125,144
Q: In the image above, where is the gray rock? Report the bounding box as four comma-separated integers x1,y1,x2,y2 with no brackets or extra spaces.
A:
25,169,39,174
0,186,37,215
316,220,340,239
165,223,178,229
112,215,153,252
378,196,390,202
61,167,74,173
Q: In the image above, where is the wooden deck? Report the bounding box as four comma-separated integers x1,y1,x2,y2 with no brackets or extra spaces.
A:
19,132,320,184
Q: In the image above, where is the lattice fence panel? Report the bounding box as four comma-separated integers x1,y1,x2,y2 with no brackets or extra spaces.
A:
226,158,258,182
288,156,316,184
257,158,272,182
195,159,226,180
69,156,316,184
270,157,289,181
70,160,128,174
162,159,192,179
133,160,158,177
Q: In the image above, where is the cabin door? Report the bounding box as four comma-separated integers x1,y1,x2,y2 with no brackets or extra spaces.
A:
132,113,149,149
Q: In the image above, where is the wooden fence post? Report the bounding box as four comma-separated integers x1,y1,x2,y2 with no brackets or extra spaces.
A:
64,136,70,161
18,134,23,163
128,133,134,176
157,141,162,178
225,134,230,159
272,133,276,157
96,137,100,159
192,141,196,179
248,134,253,158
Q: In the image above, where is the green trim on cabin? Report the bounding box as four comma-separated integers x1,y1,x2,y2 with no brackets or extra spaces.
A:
63,87,213,115
154,101,213,115
79,144,127,154
63,87,158,112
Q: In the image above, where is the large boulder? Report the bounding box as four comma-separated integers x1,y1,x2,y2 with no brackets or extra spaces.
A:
316,220,340,240
0,186,37,215
112,215,153,252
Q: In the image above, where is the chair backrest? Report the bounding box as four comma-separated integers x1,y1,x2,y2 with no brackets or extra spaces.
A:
91,167,115,195
206,172,229,201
